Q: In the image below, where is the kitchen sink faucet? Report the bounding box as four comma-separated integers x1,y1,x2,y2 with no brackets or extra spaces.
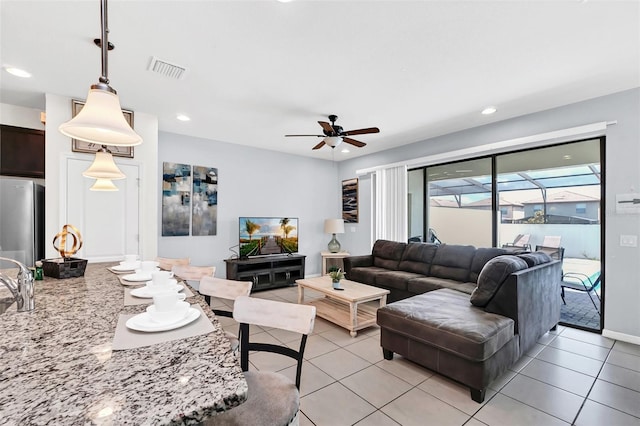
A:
0,257,35,312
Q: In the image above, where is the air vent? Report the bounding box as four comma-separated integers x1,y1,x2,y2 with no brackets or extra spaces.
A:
147,56,187,80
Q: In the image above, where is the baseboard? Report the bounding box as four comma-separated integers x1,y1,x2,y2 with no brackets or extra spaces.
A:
602,329,640,345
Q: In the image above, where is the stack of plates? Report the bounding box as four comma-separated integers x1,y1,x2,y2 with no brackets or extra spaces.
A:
121,269,160,282
126,307,200,332
130,283,184,298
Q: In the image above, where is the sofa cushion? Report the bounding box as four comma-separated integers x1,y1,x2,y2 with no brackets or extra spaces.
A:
377,289,515,361
470,255,528,307
429,245,476,282
407,276,476,295
517,251,552,267
376,270,425,291
372,240,406,270
398,243,438,275
347,266,390,287
469,247,509,283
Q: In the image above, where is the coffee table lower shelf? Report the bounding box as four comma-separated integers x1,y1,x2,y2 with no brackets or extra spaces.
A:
307,297,378,337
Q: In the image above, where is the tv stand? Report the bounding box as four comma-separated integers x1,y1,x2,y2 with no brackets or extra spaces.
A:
225,254,306,292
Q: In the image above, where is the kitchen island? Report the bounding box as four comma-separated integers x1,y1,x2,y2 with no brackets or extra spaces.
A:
0,263,247,425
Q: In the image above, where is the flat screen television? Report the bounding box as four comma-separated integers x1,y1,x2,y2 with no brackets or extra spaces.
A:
239,217,298,258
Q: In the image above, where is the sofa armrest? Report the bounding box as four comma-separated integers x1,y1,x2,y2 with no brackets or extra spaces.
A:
344,255,373,274
484,260,562,355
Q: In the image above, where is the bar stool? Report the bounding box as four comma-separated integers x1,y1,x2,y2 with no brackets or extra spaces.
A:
199,276,253,352
205,296,316,426
156,256,190,271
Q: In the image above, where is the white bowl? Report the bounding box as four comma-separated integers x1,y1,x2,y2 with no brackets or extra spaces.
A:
146,301,190,323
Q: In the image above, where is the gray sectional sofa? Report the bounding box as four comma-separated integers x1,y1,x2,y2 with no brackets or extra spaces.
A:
343,240,561,403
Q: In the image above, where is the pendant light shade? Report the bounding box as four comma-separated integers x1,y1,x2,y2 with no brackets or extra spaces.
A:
58,0,142,147
83,150,126,180
90,178,119,191
59,88,142,146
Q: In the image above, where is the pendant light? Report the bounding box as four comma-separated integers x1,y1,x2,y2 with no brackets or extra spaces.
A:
82,147,126,180
90,178,119,191
59,0,142,147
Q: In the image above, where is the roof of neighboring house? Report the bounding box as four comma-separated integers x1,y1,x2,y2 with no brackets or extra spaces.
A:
430,198,459,207
465,197,524,207
522,190,600,205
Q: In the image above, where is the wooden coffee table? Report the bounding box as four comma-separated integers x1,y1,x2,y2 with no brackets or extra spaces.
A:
296,276,390,337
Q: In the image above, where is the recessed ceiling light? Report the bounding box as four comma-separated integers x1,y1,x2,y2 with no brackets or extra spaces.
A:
563,154,572,160
176,114,190,122
341,148,350,153
481,106,497,115
277,0,293,3
3,66,31,78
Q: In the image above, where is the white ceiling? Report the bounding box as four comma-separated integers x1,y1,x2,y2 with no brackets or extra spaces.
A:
1,0,638,161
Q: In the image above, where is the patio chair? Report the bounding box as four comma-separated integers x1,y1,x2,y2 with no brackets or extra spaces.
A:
535,236,564,260
502,234,531,251
561,272,601,314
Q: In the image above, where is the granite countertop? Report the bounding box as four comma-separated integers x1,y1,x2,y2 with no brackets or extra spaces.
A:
0,263,248,425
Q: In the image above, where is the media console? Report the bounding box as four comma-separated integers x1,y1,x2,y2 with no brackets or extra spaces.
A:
225,254,306,292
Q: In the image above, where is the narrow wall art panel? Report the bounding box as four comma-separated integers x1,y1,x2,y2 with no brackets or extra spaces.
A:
192,165,218,236
342,178,359,223
162,162,192,236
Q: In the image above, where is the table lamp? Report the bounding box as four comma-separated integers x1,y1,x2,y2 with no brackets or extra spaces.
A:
324,219,345,253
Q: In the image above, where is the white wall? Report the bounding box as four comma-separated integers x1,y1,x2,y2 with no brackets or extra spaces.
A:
500,224,601,260
43,94,159,261
158,131,341,277
430,207,493,247
338,88,640,343
0,103,44,130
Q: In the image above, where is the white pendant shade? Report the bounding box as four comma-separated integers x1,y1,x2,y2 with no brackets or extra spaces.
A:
324,136,343,148
90,178,119,191
59,88,142,146
83,151,126,180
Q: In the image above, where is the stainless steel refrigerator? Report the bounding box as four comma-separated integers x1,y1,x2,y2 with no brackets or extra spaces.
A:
0,177,45,267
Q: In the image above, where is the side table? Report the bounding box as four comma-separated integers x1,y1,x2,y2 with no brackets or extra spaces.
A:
321,251,350,275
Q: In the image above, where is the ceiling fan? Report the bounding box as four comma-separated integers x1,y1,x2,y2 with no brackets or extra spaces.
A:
285,114,380,150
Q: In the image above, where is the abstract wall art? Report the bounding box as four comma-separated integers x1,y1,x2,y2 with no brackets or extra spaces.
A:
162,162,192,236
342,178,359,223
192,165,218,236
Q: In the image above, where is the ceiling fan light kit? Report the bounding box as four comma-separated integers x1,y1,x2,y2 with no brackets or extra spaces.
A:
286,114,379,151
324,136,343,148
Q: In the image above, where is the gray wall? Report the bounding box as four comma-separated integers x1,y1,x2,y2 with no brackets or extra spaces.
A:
158,131,341,277
337,88,640,341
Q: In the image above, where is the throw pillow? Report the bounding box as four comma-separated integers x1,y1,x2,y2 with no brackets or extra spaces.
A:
470,255,529,307
517,251,552,267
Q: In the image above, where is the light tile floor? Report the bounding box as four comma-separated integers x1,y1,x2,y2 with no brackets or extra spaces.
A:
213,285,640,426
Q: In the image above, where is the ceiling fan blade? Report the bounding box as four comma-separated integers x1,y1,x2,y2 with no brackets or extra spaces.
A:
318,121,334,134
343,137,366,148
285,134,324,137
343,127,380,136
312,141,326,150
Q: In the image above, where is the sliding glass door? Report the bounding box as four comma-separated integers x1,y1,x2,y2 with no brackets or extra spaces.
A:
409,138,603,332
495,139,602,331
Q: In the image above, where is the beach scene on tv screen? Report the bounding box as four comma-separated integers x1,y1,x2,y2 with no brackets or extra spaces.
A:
239,217,298,257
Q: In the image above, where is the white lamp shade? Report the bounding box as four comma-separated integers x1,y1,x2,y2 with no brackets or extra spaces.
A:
90,178,119,191
82,151,126,180
324,136,343,148
59,88,142,146
324,219,345,234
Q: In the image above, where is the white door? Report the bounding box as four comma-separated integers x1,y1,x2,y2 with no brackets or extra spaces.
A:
64,157,140,261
